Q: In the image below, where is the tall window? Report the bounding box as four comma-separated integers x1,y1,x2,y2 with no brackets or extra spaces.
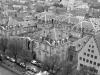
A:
94,56,97,59
94,62,96,65
90,60,92,64
84,52,86,55
28,41,30,50
88,49,90,52
79,57,82,60
86,59,89,63
70,55,73,62
83,58,85,61
91,50,94,53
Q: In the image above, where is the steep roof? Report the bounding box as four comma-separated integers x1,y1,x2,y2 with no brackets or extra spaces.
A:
94,33,100,54
8,17,19,26
73,35,91,51
49,27,61,40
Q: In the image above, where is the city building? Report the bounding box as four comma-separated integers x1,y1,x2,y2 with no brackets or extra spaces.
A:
33,27,70,61
77,34,100,74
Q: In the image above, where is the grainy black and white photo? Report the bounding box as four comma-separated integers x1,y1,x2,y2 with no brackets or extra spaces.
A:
0,0,99,75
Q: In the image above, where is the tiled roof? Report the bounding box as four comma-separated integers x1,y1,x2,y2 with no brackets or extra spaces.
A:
94,33,100,54
35,11,54,18
73,35,91,51
54,15,67,21
92,11,100,18
39,14,55,21
81,21,95,30
19,21,36,28
44,27,62,40
70,9,87,16
8,17,19,26
62,17,69,23
15,17,24,22
90,18,100,31
69,17,80,25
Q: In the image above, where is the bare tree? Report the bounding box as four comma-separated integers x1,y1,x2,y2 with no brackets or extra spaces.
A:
6,39,23,63
0,37,8,55
19,50,33,68
42,54,66,75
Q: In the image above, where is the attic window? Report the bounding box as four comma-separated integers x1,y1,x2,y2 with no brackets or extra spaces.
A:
78,44,81,47
83,41,86,44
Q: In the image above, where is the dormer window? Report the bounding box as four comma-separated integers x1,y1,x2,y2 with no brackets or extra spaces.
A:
83,40,86,44
78,44,81,47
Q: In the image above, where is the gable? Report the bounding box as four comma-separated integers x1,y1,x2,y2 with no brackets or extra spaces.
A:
79,37,100,58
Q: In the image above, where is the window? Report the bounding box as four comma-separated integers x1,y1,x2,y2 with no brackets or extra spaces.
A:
80,63,83,67
91,50,94,53
78,44,81,47
88,49,90,52
28,41,30,50
94,56,97,59
70,55,73,61
84,52,86,55
87,54,90,57
83,58,85,61
89,45,91,47
79,57,82,60
91,55,93,58
97,63,100,67
90,60,92,64
92,46,94,48
86,59,89,62
94,62,96,65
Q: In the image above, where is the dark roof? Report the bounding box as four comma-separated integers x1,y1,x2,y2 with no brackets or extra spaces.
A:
94,33,100,54
70,9,87,16
92,11,100,18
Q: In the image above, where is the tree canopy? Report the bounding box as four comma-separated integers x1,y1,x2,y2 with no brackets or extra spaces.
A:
0,37,8,54
41,54,72,75
6,39,23,62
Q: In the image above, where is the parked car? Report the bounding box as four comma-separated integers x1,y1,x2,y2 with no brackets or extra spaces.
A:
25,71,35,75
31,60,42,68
9,58,15,63
26,67,37,73
5,56,10,60
31,60,37,65
31,68,37,73
20,62,26,68
37,63,42,68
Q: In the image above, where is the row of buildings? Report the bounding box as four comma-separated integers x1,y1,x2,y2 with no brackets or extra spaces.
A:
1,0,100,74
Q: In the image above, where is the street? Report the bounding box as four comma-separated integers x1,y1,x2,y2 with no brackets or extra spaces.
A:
0,65,19,75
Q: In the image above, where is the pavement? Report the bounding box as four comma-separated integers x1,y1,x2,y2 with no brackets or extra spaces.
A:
0,64,19,75
0,59,41,75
